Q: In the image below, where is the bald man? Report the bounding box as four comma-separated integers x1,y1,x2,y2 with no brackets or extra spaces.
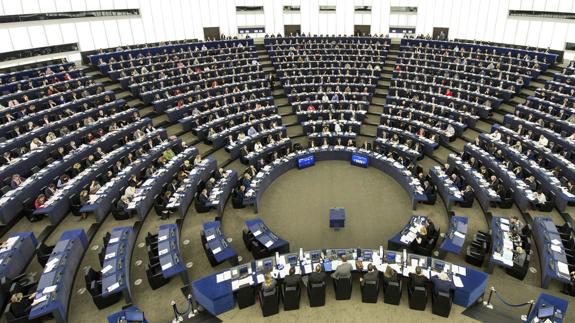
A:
331,255,352,280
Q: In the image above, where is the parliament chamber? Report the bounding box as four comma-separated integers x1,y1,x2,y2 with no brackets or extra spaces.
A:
1,1,575,322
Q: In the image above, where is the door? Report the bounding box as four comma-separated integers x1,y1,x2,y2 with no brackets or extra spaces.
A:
284,25,301,36
432,27,449,40
203,27,220,40
354,25,371,36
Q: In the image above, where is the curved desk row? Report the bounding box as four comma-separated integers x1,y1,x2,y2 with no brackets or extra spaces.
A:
532,217,571,288
126,145,197,219
0,232,37,309
245,218,290,258
166,157,217,217
243,146,427,212
439,215,468,256
101,226,136,303
81,131,171,220
429,166,463,211
29,229,88,323
207,170,238,219
192,246,488,315
34,117,150,223
202,221,238,266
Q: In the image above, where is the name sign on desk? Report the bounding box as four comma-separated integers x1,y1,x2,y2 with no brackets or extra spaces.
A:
351,153,369,168
297,154,315,169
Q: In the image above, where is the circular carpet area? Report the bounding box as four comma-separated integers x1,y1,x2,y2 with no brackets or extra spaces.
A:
257,160,415,250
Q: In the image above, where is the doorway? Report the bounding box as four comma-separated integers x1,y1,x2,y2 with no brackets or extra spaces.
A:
354,25,371,36
432,27,449,40
284,25,301,36
203,27,220,41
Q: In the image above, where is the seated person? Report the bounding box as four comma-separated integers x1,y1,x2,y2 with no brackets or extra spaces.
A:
8,292,34,317
563,271,575,296
112,195,131,218
34,194,46,209
306,264,326,287
512,246,527,267
261,273,277,293
284,267,301,288
195,188,210,212
458,185,474,207
360,264,379,287
156,191,172,220
431,272,454,296
408,266,428,291
426,220,437,238
411,226,429,248
331,255,352,281
10,174,25,189
383,266,399,288
532,189,547,208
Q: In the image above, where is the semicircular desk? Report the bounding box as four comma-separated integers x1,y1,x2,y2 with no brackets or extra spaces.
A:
192,247,488,315
243,146,428,212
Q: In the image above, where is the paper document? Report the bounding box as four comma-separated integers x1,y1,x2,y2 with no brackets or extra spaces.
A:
161,262,173,271
102,265,113,274
453,275,464,288
32,295,48,306
109,237,120,244
158,248,168,256
253,230,261,236
551,239,561,245
256,274,264,284
550,244,562,253
107,282,120,292
454,231,465,239
158,235,167,242
206,234,215,241
105,252,116,260
43,285,57,294
213,247,222,254
557,261,569,275
264,241,273,248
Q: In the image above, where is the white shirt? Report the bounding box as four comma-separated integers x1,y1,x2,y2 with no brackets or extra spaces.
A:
538,135,548,147
334,123,342,133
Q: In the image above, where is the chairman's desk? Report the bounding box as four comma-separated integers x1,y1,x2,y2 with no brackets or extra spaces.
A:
0,232,37,308
101,226,135,303
0,101,130,184
90,39,253,73
387,215,429,251
192,247,487,315
463,144,536,212
32,115,147,224
243,146,427,212
166,157,216,217
157,224,188,285
440,215,468,256
81,131,171,220
478,133,575,211
207,170,238,219
488,217,515,273
377,124,438,156
29,229,88,323
0,109,139,225
245,218,290,255
429,166,463,211
532,217,571,289
447,153,500,212
492,122,575,182
127,146,198,219
526,293,569,323
202,221,238,265
0,91,117,156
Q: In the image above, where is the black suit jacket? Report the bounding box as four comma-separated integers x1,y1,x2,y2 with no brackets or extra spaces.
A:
463,191,474,203
284,274,301,288
409,273,428,289
308,272,326,285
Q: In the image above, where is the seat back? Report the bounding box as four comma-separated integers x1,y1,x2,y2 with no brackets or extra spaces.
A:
361,279,379,303
307,282,326,307
432,291,452,317
334,276,353,300
259,287,279,317
283,284,301,310
409,285,428,310
383,280,402,305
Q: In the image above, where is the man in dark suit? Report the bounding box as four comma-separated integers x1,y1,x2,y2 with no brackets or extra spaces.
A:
459,185,474,207
360,264,379,287
196,188,210,212
426,220,437,238
284,267,301,288
408,266,428,290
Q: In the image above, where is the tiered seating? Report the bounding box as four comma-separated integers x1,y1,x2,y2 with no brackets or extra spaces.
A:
265,35,390,147
389,39,557,121
0,58,139,223
478,126,575,211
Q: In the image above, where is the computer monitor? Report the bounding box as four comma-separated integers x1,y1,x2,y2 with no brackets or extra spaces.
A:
362,250,373,262
310,251,321,262
239,265,249,277
263,259,273,271
386,252,396,262
538,306,555,319
287,254,297,265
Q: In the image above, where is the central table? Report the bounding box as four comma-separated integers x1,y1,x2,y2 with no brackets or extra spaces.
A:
329,208,345,229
